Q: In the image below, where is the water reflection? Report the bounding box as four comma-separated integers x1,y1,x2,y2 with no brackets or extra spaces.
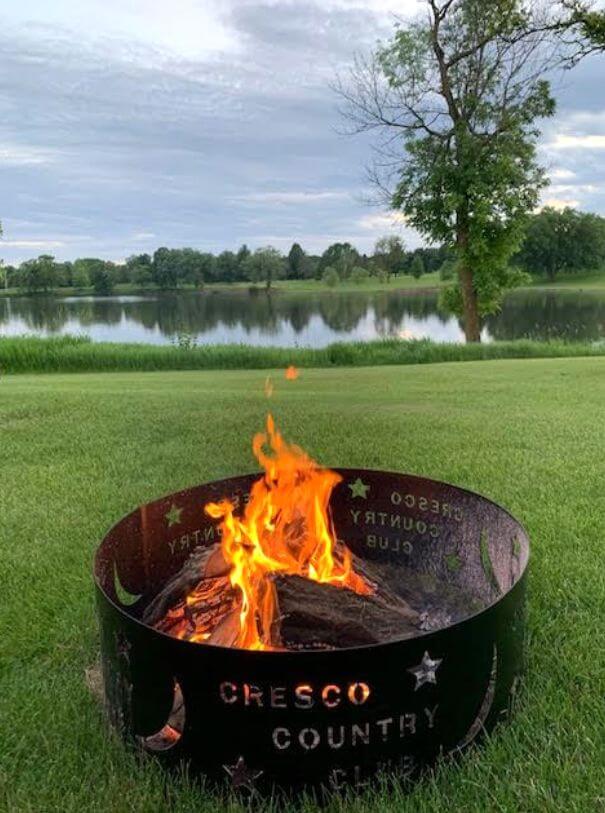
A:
1,289,604,346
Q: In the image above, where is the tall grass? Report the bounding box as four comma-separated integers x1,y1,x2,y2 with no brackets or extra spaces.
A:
1,334,605,374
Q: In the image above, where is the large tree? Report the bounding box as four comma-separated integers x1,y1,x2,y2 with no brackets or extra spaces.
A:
287,243,308,279
337,0,560,341
373,235,406,279
318,243,360,279
517,207,605,280
215,250,239,283
18,254,60,293
244,247,284,290
152,247,180,289
554,1,605,62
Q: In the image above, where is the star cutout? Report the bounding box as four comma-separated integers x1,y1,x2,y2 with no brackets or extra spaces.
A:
223,756,263,791
407,651,442,691
348,477,370,499
165,503,182,528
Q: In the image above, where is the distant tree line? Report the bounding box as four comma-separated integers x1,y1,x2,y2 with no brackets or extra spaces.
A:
1,237,451,295
2,207,605,295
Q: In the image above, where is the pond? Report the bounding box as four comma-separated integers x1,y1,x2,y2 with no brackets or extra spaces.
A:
1,288,604,347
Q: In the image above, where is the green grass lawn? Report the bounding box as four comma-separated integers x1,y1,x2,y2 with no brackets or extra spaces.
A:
1,359,604,811
529,269,605,290
262,273,444,293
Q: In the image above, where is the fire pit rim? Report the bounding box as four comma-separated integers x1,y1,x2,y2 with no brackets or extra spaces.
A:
94,467,530,657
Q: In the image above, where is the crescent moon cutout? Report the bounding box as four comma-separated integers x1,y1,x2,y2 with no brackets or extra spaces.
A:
113,561,142,606
139,679,185,752
449,644,497,754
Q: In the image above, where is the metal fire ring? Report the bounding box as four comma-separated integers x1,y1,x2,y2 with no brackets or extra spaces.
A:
94,469,529,796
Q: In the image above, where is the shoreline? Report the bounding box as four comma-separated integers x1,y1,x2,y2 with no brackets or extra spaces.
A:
1,334,604,375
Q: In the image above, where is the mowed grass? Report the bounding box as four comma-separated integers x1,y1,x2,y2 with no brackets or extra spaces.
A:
259,273,444,293
530,269,605,290
1,359,604,812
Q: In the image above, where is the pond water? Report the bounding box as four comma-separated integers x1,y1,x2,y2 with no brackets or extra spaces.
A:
1,288,604,347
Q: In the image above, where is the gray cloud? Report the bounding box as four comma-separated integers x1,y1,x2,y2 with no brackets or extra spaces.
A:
1,1,605,263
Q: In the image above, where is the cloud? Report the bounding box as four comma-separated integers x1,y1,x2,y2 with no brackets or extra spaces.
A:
233,190,349,204
0,145,55,165
0,0,604,265
357,211,408,231
2,239,66,248
549,168,576,180
540,198,579,211
548,134,605,150
549,183,601,195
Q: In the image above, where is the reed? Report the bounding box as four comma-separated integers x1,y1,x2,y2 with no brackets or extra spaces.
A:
1,333,605,374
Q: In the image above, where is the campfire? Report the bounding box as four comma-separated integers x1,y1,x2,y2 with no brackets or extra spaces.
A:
145,414,426,652
94,380,530,795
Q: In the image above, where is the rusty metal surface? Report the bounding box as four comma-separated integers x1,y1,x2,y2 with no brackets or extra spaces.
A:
94,469,529,795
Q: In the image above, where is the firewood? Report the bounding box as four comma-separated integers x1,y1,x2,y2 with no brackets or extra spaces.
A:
206,609,241,647
271,573,420,649
143,544,230,627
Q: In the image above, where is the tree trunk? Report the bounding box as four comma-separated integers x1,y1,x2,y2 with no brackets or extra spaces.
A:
456,215,481,343
458,262,481,342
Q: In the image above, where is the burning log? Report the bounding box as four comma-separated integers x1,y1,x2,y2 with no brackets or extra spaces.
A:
271,562,420,650
145,542,425,650
143,544,231,628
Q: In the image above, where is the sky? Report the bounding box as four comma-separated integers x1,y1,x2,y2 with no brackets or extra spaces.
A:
1,0,605,265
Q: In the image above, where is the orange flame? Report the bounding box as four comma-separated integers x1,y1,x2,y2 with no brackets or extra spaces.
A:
285,365,299,381
204,415,371,650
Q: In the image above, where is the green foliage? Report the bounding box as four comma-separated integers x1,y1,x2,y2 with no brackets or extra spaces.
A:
125,253,153,286
343,0,559,338
410,254,425,279
318,243,360,278
3,239,456,293
440,265,531,318
71,263,90,289
215,250,239,283
173,331,198,350
287,242,308,279
350,266,369,284
373,235,406,277
322,266,340,287
560,1,605,53
89,262,114,296
18,254,59,293
439,257,458,281
2,334,605,375
517,207,605,280
152,247,178,288
243,246,284,289
236,244,251,273
152,247,212,288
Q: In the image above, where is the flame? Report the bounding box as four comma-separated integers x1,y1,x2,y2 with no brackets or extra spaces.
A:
285,365,299,381
204,415,372,650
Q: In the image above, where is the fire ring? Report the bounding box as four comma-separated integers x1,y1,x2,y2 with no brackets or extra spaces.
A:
94,469,529,795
